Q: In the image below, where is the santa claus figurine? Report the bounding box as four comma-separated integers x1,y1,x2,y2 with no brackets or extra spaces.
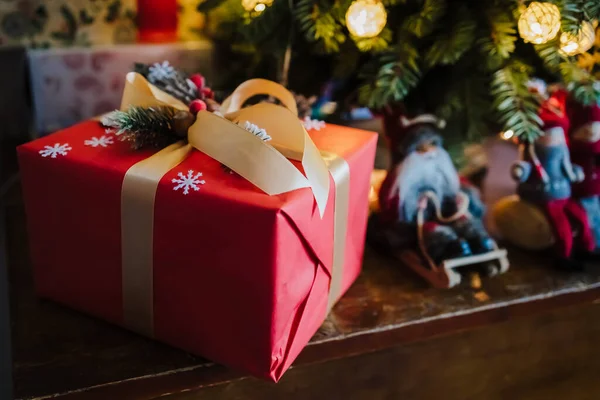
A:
511,90,594,267
568,101,600,251
377,114,495,265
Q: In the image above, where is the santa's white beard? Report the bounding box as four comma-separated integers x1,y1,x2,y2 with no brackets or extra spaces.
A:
390,148,460,222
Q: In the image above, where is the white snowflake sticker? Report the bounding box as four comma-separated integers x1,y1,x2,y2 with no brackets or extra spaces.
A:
148,61,176,83
172,170,206,195
84,135,114,148
302,116,326,131
39,143,72,158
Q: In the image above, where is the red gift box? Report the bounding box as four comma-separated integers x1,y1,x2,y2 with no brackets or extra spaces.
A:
18,96,377,380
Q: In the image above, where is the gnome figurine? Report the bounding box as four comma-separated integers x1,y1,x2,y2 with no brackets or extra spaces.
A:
377,114,495,265
511,90,594,267
568,102,600,251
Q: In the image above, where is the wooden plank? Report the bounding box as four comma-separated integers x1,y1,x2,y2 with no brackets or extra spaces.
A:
158,301,600,400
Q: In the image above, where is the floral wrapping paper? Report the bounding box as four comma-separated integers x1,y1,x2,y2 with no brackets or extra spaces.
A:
28,42,214,134
0,0,137,48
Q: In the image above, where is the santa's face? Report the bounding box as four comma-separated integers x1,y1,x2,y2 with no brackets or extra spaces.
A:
572,121,600,143
415,139,437,154
392,145,460,222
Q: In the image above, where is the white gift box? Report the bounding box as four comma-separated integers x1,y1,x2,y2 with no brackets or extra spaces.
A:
28,41,214,135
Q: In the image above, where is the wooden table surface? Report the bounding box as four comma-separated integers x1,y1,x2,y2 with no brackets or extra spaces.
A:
6,138,600,399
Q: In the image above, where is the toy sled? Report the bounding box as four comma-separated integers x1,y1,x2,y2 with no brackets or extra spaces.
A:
398,191,510,289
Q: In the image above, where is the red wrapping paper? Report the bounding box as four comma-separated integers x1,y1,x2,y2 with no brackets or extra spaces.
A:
18,120,377,381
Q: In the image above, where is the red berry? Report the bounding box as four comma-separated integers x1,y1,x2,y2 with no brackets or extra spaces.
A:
189,99,207,115
201,87,214,99
189,73,205,90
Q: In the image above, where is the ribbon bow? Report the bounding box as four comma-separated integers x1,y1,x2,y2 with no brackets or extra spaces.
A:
120,72,331,216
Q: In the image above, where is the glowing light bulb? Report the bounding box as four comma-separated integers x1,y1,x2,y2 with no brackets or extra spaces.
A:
345,0,387,38
518,2,561,44
241,0,272,13
501,130,515,140
560,21,596,56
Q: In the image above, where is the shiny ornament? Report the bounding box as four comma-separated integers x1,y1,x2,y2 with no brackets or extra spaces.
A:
345,0,387,38
517,2,561,44
241,0,273,13
560,21,596,56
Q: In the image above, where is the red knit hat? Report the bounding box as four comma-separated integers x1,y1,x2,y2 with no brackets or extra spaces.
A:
537,89,569,132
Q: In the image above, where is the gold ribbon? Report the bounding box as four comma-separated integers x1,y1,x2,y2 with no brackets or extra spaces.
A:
118,74,349,336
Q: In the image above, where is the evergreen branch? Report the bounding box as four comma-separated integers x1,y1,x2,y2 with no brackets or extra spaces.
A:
478,5,517,70
424,7,476,68
241,0,289,46
560,61,600,105
353,27,392,52
558,0,586,35
535,38,565,71
358,48,421,108
402,0,447,38
295,0,346,53
582,0,600,20
101,106,181,149
491,62,543,143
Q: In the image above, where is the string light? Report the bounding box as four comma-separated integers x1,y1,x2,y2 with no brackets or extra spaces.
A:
517,2,561,44
560,21,596,56
501,130,515,140
241,0,273,14
345,0,387,38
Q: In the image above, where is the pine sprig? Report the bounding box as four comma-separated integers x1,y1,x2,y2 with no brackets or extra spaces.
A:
358,48,421,108
353,27,392,52
424,7,476,68
402,0,447,38
582,0,600,20
102,106,181,149
478,6,517,70
559,0,586,35
560,61,600,105
491,62,544,143
241,0,289,46
295,0,346,53
535,38,600,106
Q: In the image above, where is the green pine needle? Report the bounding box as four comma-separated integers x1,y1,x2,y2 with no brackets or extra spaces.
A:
102,106,180,149
491,62,544,143
424,7,476,68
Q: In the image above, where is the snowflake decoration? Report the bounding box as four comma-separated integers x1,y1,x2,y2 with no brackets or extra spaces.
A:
148,61,176,83
302,116,326,131
39,143,72,158
172,170,205,195
240,121,271,141
84,135,114,148
105,128,115,134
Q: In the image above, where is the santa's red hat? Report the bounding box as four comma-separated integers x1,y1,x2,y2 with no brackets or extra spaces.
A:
539,89,570,133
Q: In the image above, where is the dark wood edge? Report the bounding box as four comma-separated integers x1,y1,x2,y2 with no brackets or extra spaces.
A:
51,283,600,400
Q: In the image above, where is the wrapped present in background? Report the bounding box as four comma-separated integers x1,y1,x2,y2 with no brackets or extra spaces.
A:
0,0,136,48
17,72,377,381
28,42,214,134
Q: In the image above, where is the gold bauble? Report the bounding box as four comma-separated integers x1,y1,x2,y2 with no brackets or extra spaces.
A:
560,21,596,56
517,2,561,44
241,0,273,13
345,0,387,38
